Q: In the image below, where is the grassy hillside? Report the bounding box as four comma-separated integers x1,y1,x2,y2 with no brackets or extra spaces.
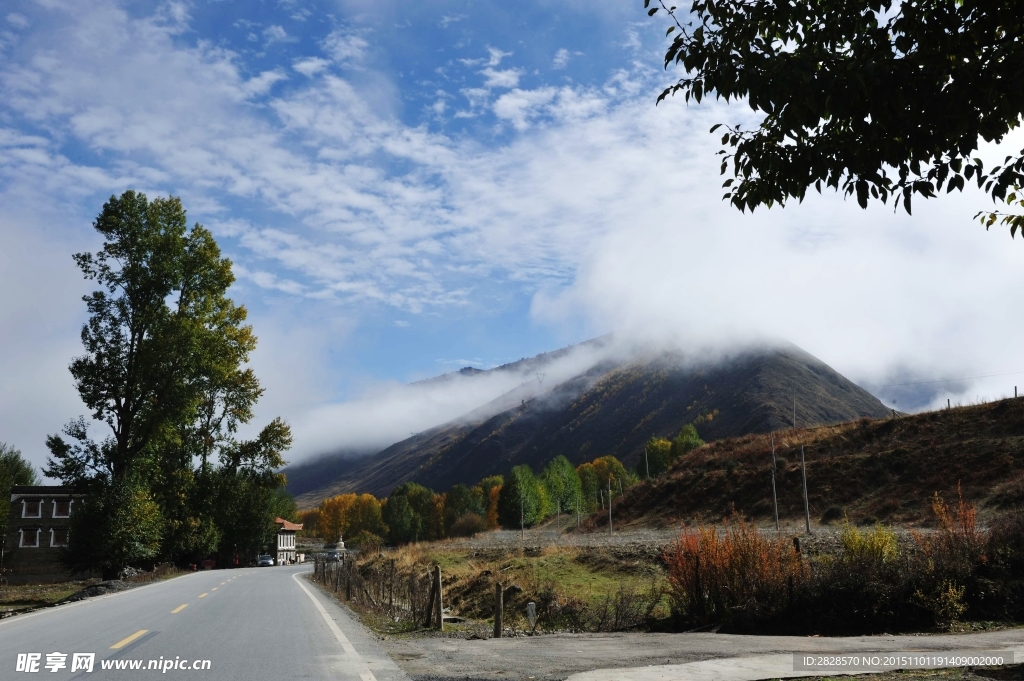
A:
289,344,890,507
606,397,1024,529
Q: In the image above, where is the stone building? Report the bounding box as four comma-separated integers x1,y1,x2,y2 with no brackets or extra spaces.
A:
3,486,86,584
273,517,302,565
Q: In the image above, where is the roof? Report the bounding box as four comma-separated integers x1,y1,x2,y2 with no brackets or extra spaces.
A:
10,486,83,497
275,517,303,531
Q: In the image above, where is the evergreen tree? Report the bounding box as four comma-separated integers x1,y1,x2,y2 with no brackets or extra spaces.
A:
0,443,40,538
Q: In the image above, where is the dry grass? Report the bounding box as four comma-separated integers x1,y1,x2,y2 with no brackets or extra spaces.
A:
313,541,669,634
0,580,99,615
610,397,1024,530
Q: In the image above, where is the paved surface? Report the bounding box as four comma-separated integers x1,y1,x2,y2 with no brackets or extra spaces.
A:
0,565,408,681
381,628,1024,681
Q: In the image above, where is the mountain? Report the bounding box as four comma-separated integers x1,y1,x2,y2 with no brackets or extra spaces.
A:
285,343,891,507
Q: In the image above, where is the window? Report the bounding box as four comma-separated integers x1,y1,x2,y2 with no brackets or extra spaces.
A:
53,499,71,518
19,528,40,548
51,528,69,547
22,499,41,518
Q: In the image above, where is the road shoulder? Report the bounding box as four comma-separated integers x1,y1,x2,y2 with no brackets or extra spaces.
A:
294,570,410,681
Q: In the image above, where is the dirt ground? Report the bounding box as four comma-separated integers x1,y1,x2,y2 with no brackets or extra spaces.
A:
370,625,1024,681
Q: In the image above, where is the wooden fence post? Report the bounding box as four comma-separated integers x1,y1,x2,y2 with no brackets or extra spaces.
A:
424,569,437,627
493,582,503,638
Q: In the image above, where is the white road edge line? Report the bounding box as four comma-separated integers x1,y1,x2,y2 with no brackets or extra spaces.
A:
292,571,377,681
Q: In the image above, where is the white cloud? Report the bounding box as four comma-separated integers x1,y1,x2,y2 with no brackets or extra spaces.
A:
552,48,570,69
323,29,368,63
439,14,466,28
292,339,619,458
6,13,29,29
487,47,512,66
480,66,523,89
241,69,287,97
262,24,293,45
293,57,330,77
493,87,556,130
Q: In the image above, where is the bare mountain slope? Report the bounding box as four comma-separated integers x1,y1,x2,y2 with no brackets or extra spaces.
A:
287,344,890,506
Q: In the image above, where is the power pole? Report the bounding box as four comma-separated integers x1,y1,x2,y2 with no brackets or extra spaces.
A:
770,432,780,533
644,445,650,479
801,445,811,534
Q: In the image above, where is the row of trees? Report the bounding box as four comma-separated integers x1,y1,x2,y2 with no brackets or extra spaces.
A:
43,192,296,577
299,431,707,547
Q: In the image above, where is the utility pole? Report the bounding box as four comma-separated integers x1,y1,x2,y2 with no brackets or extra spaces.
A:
793,396,797,430
770,432,780,533
607,478,613,536
644,445,650,479
801,445,811,534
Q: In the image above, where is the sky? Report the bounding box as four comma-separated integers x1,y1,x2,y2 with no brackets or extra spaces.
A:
2,0,1023,474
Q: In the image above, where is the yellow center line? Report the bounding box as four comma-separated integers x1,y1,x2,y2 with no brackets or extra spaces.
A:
198,593,208,598
211,587,217,591
110,630,148,649
171,604,188,614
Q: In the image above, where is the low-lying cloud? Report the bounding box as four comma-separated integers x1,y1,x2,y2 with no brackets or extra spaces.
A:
288,338,625,461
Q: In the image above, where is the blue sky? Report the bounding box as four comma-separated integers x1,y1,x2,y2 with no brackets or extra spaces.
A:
3,0,1024,469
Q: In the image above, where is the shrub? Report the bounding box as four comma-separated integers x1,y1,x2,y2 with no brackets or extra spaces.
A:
840,523,898,564
664,517,804,628
923,486,987,582
820,506,844,525
804,523,916,633
449,512,487,538
988,509,1024,576
347,530,384,552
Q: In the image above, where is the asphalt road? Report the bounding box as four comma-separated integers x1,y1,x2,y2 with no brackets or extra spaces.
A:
0,565,408,681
